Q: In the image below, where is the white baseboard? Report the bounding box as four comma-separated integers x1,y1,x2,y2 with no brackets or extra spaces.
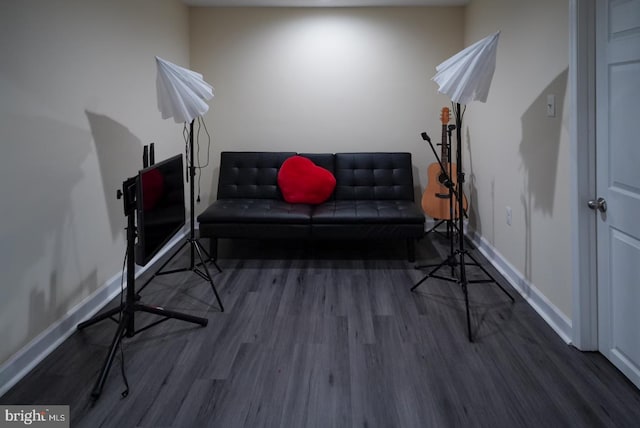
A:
467,230,573,344
0,229,188,398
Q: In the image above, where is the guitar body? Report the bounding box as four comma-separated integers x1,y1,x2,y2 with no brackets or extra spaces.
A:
421,106,469,221
422,161,468,220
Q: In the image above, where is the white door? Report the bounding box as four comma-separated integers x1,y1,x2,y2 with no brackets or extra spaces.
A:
596,0,640,389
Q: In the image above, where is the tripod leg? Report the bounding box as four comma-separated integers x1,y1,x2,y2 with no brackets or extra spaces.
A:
462,280,472,342
193,239,225,312
195,240,222,273
77,305,123,330
411,272,431,291
135,303,208,326
411,254,455,291
90,311,128,400
457,250,473,342
448,220,456,277
136,240,189,296
465,252,515,301
425,219,445,235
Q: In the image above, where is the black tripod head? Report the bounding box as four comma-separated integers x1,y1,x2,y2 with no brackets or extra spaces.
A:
118,177,137,217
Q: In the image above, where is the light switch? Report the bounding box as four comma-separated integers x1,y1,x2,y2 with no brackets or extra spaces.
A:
547,94,556,117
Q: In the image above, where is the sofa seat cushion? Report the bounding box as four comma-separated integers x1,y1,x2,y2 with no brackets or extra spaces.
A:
311,200,424,224
198,199,312,224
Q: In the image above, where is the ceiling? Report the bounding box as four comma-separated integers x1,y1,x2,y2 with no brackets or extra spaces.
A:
181,0,468,7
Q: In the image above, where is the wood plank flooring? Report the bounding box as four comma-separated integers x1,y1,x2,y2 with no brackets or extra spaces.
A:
2,234,640,427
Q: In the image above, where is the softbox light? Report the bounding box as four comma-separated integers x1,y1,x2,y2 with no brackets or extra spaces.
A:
155,56,214,124
431,31,500,106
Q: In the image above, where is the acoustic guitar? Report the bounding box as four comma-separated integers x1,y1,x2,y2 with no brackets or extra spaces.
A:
421,107,468,220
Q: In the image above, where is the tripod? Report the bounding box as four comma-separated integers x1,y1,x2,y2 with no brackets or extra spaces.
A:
412,103,514,341
77,178,208,400
136,120,224,312
419,123,459,275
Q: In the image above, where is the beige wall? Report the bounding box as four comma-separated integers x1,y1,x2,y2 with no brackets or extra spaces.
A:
189,7,464,207
0,0,189,365
464,0,572,318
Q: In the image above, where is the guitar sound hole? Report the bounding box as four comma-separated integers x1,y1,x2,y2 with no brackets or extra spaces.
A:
438,173,448,184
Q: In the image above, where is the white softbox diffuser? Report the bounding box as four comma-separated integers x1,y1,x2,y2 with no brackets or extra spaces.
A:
155,56,214,124
432,31,500,105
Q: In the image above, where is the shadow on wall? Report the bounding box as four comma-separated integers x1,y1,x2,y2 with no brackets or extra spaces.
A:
465,127,482,237
86,111,143,239
519,68,568,284
0,110,94,363
464,126,497,245
29,269,97,342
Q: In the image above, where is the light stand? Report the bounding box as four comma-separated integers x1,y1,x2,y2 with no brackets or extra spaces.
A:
77,177,208,400
412,103,514,341
417,130,457,278
136,120,224,312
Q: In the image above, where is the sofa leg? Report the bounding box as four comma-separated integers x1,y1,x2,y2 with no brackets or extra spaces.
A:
407,239,416,263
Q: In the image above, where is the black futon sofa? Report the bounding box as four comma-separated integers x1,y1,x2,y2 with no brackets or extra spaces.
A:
197,151,425,261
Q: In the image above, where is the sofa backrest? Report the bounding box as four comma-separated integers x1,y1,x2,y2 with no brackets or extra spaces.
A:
298,153,335,175
216,151,415,202
217,151,296,199
297,153,336,201
334,153,415,201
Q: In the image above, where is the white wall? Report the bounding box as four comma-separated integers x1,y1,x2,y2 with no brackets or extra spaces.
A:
189,7,464,208
0,0,189,367
463,0,572,318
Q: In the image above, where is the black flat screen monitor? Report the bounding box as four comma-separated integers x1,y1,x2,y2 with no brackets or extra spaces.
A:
135,154,185,266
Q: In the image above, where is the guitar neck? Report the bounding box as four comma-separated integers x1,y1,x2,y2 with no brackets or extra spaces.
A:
441,124,448,164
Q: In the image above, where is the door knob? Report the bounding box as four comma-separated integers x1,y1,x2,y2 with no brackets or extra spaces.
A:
588,197,607,213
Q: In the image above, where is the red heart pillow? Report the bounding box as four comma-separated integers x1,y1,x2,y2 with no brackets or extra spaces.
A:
278,156,336,204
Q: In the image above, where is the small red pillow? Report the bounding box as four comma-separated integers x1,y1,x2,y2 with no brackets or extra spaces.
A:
278,156,336,204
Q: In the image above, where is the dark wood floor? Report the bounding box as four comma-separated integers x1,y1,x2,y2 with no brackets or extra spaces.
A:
2,234,640,427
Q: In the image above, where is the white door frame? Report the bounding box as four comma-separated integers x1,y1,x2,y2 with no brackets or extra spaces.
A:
570,0,598,351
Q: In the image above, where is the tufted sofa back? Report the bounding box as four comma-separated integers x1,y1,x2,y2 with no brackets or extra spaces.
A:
333,153,415,201
216,151,415,201
217,152,296,199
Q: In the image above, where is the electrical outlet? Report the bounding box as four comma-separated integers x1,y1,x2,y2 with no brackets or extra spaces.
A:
547,94,556,117
506,206,512,226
